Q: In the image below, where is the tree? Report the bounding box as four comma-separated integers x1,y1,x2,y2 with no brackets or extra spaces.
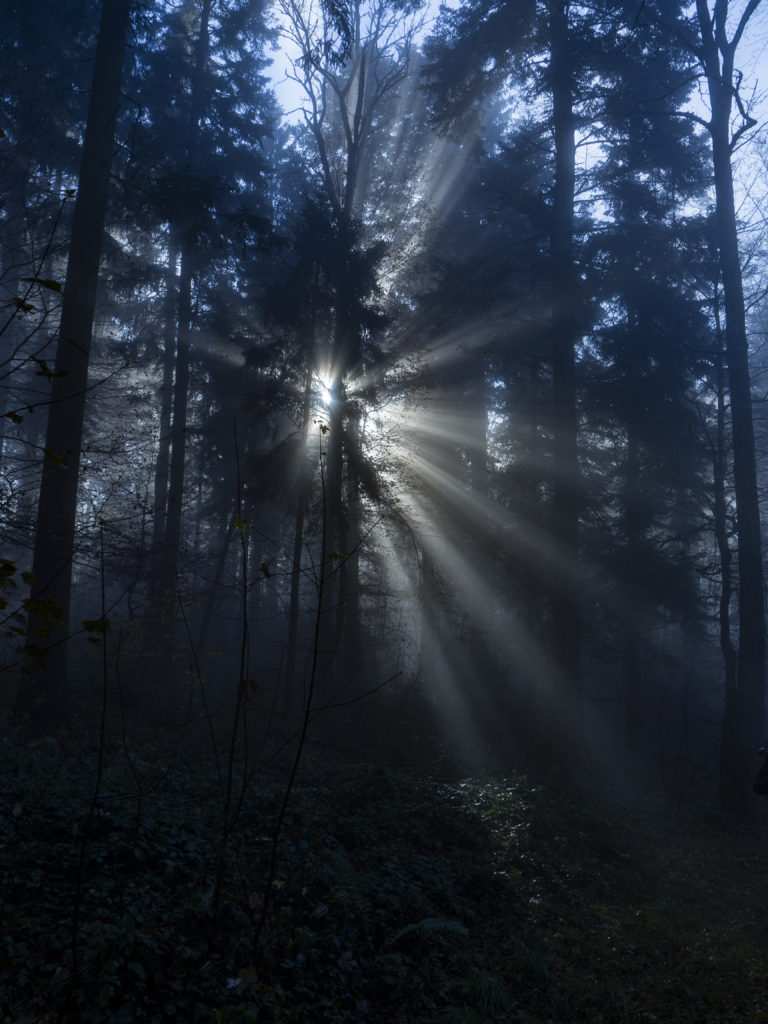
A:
421,0,611,755
582,15,714,748
0,1,100,522
18,0,133,724
546,0,582,752
279,0,425,688
421,0,723,763
120,0,277,696
686,0,766,811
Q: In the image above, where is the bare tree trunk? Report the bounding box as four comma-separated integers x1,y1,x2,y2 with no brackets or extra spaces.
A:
460,360,504,744
623,431,644,747
281,0,419,693
19,0,132,725
159,255,193,597
695,0,766,812
197,502,237,656
318,382,346,688
147,255,192,700
339,414,362,685
285,364,315,706
148,0,212,688
548,0,583,755
151,239,179,568
714,334,740,803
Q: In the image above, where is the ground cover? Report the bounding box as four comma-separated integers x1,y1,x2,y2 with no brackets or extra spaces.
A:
2,726,768,1023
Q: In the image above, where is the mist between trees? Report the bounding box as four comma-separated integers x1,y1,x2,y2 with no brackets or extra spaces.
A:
2,0,768,813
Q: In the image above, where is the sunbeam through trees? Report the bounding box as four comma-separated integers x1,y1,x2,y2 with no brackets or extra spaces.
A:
2,0,768,1019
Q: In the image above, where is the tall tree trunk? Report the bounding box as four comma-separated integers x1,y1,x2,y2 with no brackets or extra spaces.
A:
696,0,766,812
149,0,212,680
318,381,347,687
197,502,237,656
18,0,132,725
159,255,193,597
623,429,644,747
151,239,179,568
713,327,740,802
461,359,502,744
548,0,583,754
339,413,362,685
148,255,193,697
285,363,315,707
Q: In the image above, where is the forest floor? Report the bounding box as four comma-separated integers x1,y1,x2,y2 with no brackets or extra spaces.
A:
2,713,768,1024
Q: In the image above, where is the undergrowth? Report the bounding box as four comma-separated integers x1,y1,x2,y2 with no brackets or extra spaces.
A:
2,728,768,1023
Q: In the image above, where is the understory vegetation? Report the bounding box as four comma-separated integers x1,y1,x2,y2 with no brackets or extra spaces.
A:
3,713,768,1024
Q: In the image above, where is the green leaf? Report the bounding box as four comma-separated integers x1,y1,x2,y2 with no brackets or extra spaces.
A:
43,448,68,468
82,617,110,634
33,357,68,381
20,571,36,586
4,410,23,424
22,596,65,632
235,516,247,533
22,276,63,293
12,296,36,313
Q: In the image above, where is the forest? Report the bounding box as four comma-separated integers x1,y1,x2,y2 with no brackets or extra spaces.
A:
2,0,768,1020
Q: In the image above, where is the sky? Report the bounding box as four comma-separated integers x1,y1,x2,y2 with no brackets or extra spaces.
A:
266,0,768,123
265,0,768,238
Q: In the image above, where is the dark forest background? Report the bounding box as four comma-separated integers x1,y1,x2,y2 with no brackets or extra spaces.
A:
3,0,768,1019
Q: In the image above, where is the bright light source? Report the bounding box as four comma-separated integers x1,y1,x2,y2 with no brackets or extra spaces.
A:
315,371,334,408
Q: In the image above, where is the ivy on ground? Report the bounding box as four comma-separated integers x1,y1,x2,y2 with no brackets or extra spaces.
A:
2,734,768,1023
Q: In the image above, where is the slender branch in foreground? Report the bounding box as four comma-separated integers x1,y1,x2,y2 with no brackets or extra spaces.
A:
252,426,330,960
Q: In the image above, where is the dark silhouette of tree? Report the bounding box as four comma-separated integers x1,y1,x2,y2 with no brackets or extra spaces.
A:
582,17,713,748
0,0,101,513
690,0,766,813
279,0,425,688
118,0,277,696
18,0,133,724
421,0,720,764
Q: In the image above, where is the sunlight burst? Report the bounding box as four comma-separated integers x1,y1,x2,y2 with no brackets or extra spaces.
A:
314,370,334,410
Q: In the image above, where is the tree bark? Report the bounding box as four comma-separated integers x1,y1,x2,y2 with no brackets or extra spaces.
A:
19,0,132,724
623,429,644,747
149,0,212,677
151,239,179,566
711,315,741,801
147,255,192,701
547,0,583,754
285,363,315,706
159,255,193,596
695,0,766,812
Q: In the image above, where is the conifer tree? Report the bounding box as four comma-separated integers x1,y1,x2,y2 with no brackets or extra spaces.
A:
19,0,132,724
